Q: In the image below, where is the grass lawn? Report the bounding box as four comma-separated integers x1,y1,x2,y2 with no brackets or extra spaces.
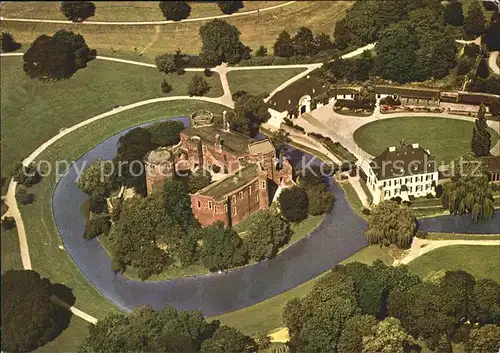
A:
35,315,90,353
227,68,305,96
1,1,351,60
211,245,392,335
427,233,500,241
353,117,499,164
0,1,287,21
408,245,500,283
0,57,222,192
338,180,367,220
1,227,24,272
17,100,226,319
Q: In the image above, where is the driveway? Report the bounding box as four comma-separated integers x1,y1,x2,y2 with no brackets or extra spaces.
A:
52,118,499,316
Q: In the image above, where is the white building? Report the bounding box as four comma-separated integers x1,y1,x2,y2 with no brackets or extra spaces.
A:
360,142,439,205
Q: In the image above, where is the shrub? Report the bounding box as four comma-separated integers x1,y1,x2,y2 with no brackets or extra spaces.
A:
11,162,41,187
161,79,172,94
408,195,415,201
1,32,21,52
15,187,35,205
255,45,268,57
415,230,428,239
60,1,95,22
111,258,126,273
188,74,210,96
278,187,309,222
307,183,334,216
203,68,213,77
159,1,191,21
426,193,435,199
83,216,110,239
88,194,106,214
2,217,16,230
362,208,371,215
391,196,403,204
380,96,401,106
340,174,349,180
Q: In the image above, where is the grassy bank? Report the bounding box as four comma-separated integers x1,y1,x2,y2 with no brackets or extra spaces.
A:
227,68,305,96
18,100,226,318
1,227,23,272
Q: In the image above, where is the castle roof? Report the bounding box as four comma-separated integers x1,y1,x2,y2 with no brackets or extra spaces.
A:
145,148,173,164
181,125,255,155
370,142,437,180
248,140,275,155
481,155,500,173
196,164,261,200
375,85,440,99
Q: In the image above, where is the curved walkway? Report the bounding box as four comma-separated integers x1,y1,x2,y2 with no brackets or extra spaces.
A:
0,1,295,25
489,51,500,75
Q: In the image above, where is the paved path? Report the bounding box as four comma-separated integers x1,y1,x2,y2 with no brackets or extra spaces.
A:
0,1,296,25
394,237,500,265
488,51,500,75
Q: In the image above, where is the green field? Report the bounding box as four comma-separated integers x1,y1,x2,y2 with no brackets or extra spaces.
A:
227,68,305,96
353,117,499,164
0,57,223,190
34,315,90,353
17,100,226,318
1,227,23,272
408,245,500,283
212,245,392,335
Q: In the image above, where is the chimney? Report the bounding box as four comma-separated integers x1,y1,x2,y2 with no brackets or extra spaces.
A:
389,146,396,152
215,133,220,149
412,143,419,149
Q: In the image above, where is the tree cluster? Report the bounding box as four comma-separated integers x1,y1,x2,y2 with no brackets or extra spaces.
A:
273,27,333,58
188,74,211,96
23,30,93,81
79,305,258,353
228,91,270,137
216,1,244,15
159,1,191,21
60,1,95,22
155,49,189,74
2,270,74,352
471,104,492,157
283,262,500,352
365,200,417,249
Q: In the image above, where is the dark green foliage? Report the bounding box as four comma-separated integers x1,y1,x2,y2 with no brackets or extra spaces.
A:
471,105,492,157
470,279,500,324
200,326,257,353
380,96,401,106
487,100,499,117
292,27,317,56
161,78,172,93
243,210,290,262
278,186,309,222
229,91,270,137
435,334,453,353
337,315,377,353
80,306,220,352
216,1,244,15
1,32,21,52
200,223,247,271
457,57,474,75
178,230,200,267
15,186,35,205
269,129,290,154
464,0,486,37
467,325,500,353
365,201,416,249
468,76,500,95
476,57,490,78
163,178,196,229
362,317,415,352
156,49,189,74
159,1,191,21
484,11,500,51
313,32,332,52
83,216,111,239
255,45,268,57
60,1,95,22
52,30,91,69
88,194,106,214
464,43,480,58
439,270,476,322
204,67,213,77
2,216,16,230
188,74,211,96
306,183,334,216
444,0,464,26
76,159,116,197
198,19,250,65
273,30,294,58
1,270,72,353
323,54,374,83
148,120,185,147
187,168,212,194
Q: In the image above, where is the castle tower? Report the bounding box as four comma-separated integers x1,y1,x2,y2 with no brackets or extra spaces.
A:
144,148,175,195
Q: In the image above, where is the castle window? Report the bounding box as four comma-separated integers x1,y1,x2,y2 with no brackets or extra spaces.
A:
239,191,244,200
203,145,207,153
249,185,252,194
208,201,212,210
197,201,201,209
261,181,266,189
233,207,237,216
224,204,228,212
256,193,259,202
232,195,236,203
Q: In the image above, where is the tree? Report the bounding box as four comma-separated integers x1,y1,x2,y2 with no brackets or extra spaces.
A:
216,1,244,15
11,162,41,187
76,158,116,197
60,1,95,22
161,79,172,93
80,306,219,352
292,27,317,56
464,0,486,37
1,32,21,52
269,129,290,154
313,32,332,53
163,177,197,229
159,1,191,21
2,216,16,230
464,43,481,58
439,270,475,322
435,334,453,353
365,201,416,249
148,119,185,147
199,19,250,65
23,35,76,80
273,30,294,58
362,317,415,353
444,0,464,26
1,270,71,352
83,216,111,239
306,183,334,216
52,29,92,69
472,106,493,157
243,209,290,262
255,45,268,57
178,229,200,267
156,49,189,74
467,325,500,353
484,11,500,51
188,74,211,96
457,57,474,75
278,186,309,222
476,57,489,78
200,326,257,353
187,168,212,193
470,279,500,324
15,186,36,205
229,91,270,137
487,100,500,117
200,223,247,271
338,315,377,353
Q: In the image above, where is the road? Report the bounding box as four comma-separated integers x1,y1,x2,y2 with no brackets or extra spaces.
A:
0,1,295,25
